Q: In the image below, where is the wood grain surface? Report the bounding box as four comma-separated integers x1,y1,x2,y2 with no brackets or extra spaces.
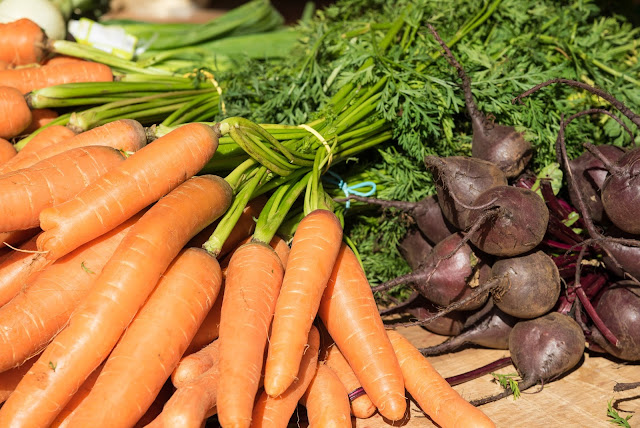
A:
353,325,639,428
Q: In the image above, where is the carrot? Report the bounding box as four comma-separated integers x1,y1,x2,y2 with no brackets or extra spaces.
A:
264,210,342,397
64,247,223,427
0,356,36,404
0,234,52,307
37,122,221,260
0,138,17,163
173,340,219,389
0,86,32,139
17,125,76,155
324,344,377,419
133,381,175,428
22,108,57,134
49,364,104,428
0,60,9,70
269,235,291,269
217,241,285,428
147,348,220,428
0,214,140,372
318,244,406,421
0,19,46,66
251,326,320,428
386,330,496,428
43,56,87,67
184,290,224,356
0,228,38,247
0,175,232,427
300,365,351,428
0,61,113,94
0,118,145,175
0,145,125,233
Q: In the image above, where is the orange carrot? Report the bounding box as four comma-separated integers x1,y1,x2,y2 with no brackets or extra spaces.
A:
217,241,285,428
42,56,87,67
0,228,38,247
300,365,351,428
0,214,140,372
0,138,17,163
0,356,36,404
184,290,223,356
17,125,76,155
37,122,221,260
0,19,46,66
387,330,496,428
64,247,223,427
0,175,232,427
50,364,104,428
324,344,377,419
0,234,52,307
147,349,220,428
0,118,144,175
0,61,113,94
133,381,175,428
0,60,9,70
0,86,32,139
269,235,290,269
173,340,219,389
22,108,57,134
264,209,342,397
251,326,320,428
318,244,406,421
0,145,125,232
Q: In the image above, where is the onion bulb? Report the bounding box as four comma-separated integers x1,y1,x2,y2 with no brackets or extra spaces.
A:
0,0,66,40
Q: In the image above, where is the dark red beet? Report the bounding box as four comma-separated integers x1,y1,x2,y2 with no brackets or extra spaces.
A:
471,313,585,406
424,155,507,230
428,24,532,178
381,293,467,336
419,306,517,356
398,228,433,271
468,186,549,257
373,232,491,312
600,147,640,235
589,282,640,361
568,144,625,224
491,251,561,319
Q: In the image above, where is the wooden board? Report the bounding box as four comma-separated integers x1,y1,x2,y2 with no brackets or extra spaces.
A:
354,325,639,428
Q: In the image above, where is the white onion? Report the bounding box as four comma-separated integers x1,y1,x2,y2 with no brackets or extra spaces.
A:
0,0,66,40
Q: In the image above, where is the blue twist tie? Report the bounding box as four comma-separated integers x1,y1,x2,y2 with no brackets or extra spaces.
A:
325,170,376,209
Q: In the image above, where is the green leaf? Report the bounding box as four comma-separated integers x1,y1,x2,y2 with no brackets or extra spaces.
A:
81,261,95,275
491,372,521,400
607,399,633,428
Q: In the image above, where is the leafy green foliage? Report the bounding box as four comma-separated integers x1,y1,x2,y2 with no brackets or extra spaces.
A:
217,0,640,284
607,399,633,427
491,372,522,400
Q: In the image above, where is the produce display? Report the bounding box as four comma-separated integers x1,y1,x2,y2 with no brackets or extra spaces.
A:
0,0,638,426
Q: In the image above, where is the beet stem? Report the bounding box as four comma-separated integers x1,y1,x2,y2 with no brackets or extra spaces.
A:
513,79,640,130
389,276,503,329
372,271,424,294
582,143,625,176
445,357,513,386
426,24,485,131
613,382,640,392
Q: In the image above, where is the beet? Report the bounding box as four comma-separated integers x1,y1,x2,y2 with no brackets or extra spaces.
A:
600,147,640,235
491,251,561,319
398,228,433,271
373,232,491,312
556,114,640,282
589,282,640,361
468,186,549,257
568,144,625,224
471,313,585,406
419,306,517,356
424,155,507,230
428,24,532,178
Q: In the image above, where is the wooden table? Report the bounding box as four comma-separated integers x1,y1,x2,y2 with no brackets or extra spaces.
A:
354,325,639,428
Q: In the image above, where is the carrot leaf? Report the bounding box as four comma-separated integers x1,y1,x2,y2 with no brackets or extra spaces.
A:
81,262,95,275
607,400,633,428
491,372,521,400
